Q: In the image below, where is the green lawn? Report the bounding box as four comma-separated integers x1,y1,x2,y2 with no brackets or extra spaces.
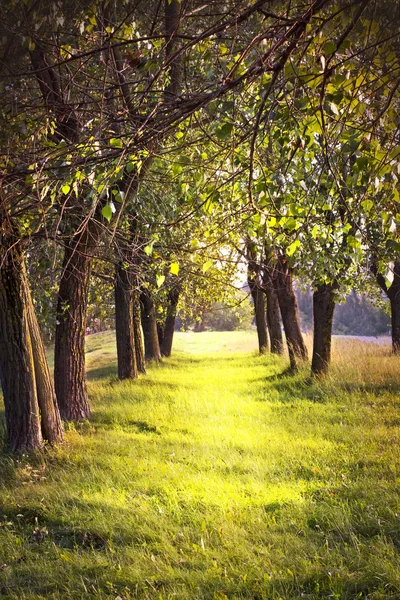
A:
0,331,400,599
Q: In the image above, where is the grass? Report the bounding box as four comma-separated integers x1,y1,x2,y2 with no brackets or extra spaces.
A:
0,331,399,599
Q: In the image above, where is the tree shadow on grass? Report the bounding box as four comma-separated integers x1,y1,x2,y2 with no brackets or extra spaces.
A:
250,366,327,404
0,493,397,600
340,380,400,397
87,363,118,380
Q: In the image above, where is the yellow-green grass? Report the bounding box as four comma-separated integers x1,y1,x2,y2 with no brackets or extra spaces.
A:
0,331,399,599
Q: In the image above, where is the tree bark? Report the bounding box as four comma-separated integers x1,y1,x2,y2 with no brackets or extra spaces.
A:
26,297,64,444
247,244,269,354
54,231,94,421
251,285,269,354
373,259,400,354
390,293,400,354
160,286,180,357
0,210,63,451
133,290,146,373
164,0,182,98
265,281,284,355
140,288,162,361
311,283,336,376
272,256,308,369
115,264,138,380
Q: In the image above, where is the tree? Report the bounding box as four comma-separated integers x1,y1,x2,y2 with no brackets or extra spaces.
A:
246,242,269,354
0,197,63,451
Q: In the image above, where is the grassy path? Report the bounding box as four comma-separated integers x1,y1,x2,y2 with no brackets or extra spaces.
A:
0,332,400,599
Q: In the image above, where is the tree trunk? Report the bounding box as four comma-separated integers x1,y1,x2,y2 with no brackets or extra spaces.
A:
133,291,146,373
0,211,63,451
115,264,138,380
160,287,180,357
140,289,162,361
311,283,336,376
26,297,64,444
390,293,400,354
373,259,400,354
250,285,269,354
164,0,182,98
247,245,269,354
272,256,308,369
265,282,284,355
54,232,93,421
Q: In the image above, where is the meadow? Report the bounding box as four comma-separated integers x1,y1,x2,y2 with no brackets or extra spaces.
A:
0,331,399,600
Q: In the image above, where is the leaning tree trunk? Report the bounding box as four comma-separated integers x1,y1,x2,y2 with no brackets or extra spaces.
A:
115,264,138,380
311,283,336,376
272,256,308,369
54,230,95,421
0,210,63,451
160,287,180,357
264,277,284,355
26,297,64,444
140,288,162,361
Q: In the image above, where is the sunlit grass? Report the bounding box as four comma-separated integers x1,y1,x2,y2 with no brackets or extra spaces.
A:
0,331,399,599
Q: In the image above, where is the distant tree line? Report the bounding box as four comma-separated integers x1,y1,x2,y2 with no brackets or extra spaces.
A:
297,289,390,337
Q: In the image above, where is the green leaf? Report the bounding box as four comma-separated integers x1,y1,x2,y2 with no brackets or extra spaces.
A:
170,262,179,276
330,102,339,116
347,235,360,249
126,162,136,173
386,239,400,252
215,123,233,140
61,184,71,195
156,274,165,288
283,217,297,231
110,138,123,148
286,239,301,256
101,204,113,222
356,156,368,171
389,146,400,161
114,192,125,203
361,199,373,212
202,261,213,273
323,40,336,55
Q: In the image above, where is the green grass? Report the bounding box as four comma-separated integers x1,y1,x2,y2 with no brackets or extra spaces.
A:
0,331,400,599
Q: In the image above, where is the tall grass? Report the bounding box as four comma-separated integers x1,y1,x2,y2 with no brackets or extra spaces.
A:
0,331,399,599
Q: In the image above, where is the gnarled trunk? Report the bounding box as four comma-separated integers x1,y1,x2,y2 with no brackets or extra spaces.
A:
140,288,162,361
115,264,138,380
54,231,94,421
0,210,63,451
159,286,180,357
265,281,284,355
272,256,307,369
311,283,336,376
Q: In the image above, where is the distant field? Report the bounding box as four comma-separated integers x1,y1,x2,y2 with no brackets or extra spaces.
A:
1,330,400,599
